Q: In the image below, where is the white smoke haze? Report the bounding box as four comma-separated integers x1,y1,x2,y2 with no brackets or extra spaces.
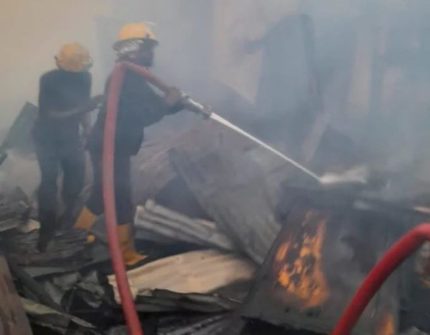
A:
2,0,430,193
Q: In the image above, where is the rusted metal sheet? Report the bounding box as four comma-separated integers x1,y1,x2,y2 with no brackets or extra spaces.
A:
158,314,233,335
243,191,400,335
0,255,32,335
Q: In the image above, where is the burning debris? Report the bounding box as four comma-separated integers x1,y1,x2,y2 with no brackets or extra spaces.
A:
2,2,430,333
274,211,329,309
0,175,259,334
1,118,430,334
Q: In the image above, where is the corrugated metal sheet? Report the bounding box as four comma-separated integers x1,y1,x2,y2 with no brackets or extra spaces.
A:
134,114,284,264
170,149,281,264
21,298,96,333
133,120,216,203
4,229,90,266
135,290,239,313
135,200,236,250
0,188,30,233
401,328,429,335
108,249,256,302
158,314,234,335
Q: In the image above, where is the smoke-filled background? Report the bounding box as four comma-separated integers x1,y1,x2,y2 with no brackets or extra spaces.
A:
2,0,430,192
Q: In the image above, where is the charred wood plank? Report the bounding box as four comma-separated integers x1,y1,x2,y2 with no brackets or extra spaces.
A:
7,259,62,311
243,196,400,334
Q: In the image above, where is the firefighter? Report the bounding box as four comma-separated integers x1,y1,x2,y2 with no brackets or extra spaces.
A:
73,23,185,267
34,43,97,251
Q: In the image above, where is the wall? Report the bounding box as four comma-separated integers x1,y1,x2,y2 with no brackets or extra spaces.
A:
0,0,112,128
0,0,113,193
211,0,369,106
212,0,300,103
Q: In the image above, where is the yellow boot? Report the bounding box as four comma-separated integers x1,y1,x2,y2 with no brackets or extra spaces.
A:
73,207,97,243
117,224,146,267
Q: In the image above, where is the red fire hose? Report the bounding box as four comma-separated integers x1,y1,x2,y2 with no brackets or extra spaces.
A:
105,62,430,335
103,62,171,335
103,62,208,335
331,223,430,335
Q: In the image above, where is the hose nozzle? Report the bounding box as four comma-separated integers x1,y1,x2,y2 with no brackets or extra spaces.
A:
182,96,212,118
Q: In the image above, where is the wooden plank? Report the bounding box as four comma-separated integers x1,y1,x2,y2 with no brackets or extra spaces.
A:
0,254,32,335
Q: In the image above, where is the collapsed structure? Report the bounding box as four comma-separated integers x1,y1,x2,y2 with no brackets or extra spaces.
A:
0,99,430,335
1,12,430,335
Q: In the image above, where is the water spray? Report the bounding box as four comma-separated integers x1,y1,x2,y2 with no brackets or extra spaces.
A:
211,113,321,182
103,62,366,335
176,95,319,181
122,62,361,186
181,96,364,186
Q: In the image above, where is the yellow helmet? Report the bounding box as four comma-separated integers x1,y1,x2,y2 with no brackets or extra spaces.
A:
56,43,92,72
114,22,158,50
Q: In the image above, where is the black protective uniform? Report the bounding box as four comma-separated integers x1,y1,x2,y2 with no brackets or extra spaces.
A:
34,69,91,248
86,69,180,224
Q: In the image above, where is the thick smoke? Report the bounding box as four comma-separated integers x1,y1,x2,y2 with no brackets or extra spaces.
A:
108,0,430,179
3,0,430,195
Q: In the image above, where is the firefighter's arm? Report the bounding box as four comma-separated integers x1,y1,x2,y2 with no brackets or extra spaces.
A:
81,113,92,139
38,74,55,113
141,85,185,127
47,95,103,119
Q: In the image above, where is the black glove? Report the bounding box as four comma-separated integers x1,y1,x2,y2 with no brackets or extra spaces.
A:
164,87,185,108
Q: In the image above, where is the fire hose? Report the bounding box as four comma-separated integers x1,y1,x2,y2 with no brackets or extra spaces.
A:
103,62,210,335
105,61,409,335
331,223,430,335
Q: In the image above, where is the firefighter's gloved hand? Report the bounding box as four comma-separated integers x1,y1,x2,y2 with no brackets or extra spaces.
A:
164,87,184,108
182,97,212,118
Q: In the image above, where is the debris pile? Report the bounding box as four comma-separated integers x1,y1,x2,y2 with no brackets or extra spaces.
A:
2,113,430,334
0,118,278,334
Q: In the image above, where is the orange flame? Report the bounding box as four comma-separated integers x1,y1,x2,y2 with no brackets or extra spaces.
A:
376,312,396,335
274,211,329,309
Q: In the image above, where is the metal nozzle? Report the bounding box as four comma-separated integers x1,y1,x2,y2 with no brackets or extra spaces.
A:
182,96,212,118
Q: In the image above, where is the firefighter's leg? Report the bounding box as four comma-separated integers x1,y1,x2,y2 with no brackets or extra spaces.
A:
60,144,85,228
35,143,59,251
115,154,146,267
74,150,101,241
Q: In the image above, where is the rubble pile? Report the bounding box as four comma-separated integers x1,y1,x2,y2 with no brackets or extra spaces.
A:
1,106,430,334
0,118,292,335
2,116,430,334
